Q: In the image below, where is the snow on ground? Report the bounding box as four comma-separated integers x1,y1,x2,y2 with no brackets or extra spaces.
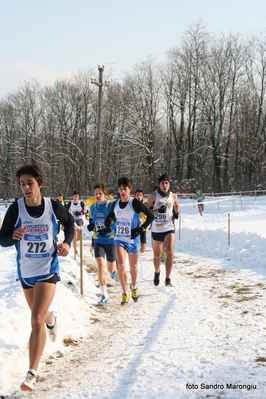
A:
0,194,266,398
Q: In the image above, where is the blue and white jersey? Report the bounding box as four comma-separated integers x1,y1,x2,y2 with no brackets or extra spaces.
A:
113,198,141,244
14,198,59,279
151,191,175,233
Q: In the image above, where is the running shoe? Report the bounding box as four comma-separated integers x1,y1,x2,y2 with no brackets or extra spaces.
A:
130,284,139,302
46,311,57,342
165,277,172,287
98,295,108,305
161,253,166,263
153,271,160,286
121,292,130,305
20,371,37,392
110,270,119,282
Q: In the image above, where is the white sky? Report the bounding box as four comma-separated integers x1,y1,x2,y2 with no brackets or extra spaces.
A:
1,195,266,397
1,0,266,98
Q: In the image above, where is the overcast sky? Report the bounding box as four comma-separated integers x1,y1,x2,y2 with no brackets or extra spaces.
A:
1,0,266,98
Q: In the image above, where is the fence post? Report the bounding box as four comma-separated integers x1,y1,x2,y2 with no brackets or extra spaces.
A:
232,195,235,211
178,211,181,241
73,218,77,261
80,228,83,295
228,213,230,246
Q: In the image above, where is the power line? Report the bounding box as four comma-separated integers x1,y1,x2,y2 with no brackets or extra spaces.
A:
104,52,167,68
239,27,266,35
102,27,266,81
105,28,266,68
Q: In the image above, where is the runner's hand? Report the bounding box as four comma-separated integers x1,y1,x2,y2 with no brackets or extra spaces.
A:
98,227,111,236
172,209,179,219
57,242,70,256
104,217,112,228
13,226,27,241
87,221,95,231
131,227,142,239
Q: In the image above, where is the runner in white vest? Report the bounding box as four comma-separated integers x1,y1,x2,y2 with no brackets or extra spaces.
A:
66,190,85,241
104,177,154,305
0,164,74,392
146,173,179,287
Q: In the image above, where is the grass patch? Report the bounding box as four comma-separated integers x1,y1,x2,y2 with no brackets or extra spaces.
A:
218,294,232,299
180,259,196,265
235,286,252,293
56,350,64,358
236,296,256,302
90,316,100,323
84,261,97,273
63,337,79,347
255,356,266,362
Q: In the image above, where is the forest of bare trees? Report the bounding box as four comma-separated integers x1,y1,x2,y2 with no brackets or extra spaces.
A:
1,23,266,198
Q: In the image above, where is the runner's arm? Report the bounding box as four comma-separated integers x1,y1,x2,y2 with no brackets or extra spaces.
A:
104,200,117,227
173,193,179,214
0,202,19,247
52,200,74,246
172,193,180,219
145,192,156,212
132,198,155,229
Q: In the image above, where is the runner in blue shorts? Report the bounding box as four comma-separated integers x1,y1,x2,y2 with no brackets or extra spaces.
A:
105,177,154,305
0,164,74,392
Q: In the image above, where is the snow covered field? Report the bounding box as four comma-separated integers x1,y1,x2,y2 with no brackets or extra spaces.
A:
0,194,266,398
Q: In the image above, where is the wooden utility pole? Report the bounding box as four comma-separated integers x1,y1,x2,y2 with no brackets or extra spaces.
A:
91,65,111,184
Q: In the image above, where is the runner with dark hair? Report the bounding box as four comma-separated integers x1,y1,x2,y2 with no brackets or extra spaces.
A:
146,173,179,287
105,177,154,305
0,164,74,392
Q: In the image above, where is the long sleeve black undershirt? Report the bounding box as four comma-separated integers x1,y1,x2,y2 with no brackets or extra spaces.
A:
0,198,74,247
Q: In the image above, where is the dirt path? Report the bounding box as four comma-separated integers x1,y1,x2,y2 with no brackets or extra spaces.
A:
5,249,266,399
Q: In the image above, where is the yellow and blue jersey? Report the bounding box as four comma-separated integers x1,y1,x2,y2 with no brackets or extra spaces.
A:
89,200,114,244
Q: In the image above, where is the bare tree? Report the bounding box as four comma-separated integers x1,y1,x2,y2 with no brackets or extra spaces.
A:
1,25,266,196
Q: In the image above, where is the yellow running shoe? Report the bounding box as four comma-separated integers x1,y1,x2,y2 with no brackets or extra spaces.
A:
130,284,139,302
121,292,130,305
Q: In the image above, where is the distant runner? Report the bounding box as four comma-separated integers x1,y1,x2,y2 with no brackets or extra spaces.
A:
194,188,205,216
